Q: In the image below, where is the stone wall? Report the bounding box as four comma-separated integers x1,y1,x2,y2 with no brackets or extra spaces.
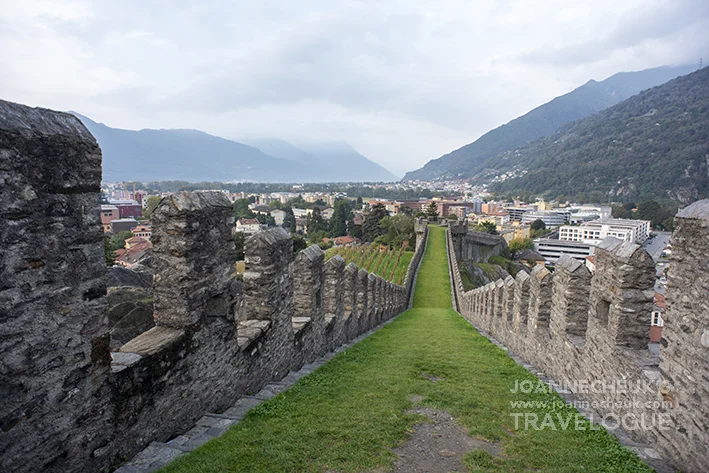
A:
0,101,111,472
0,100,429,473
446,209,709,473
449,220,508,263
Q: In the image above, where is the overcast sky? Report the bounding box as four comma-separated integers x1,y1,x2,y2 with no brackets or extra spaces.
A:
1,1,707,176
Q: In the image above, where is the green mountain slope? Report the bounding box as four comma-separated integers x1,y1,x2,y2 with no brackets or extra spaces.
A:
489,66,709,203
403,65,695,181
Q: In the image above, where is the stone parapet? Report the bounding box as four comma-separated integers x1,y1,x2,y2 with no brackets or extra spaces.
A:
446,206,709,473
0,100,430,473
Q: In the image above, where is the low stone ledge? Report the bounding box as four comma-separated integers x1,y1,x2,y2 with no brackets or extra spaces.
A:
236,319,271,350
292,316,311,335
119,326,186,357
110,352,143,373
113,442,183,473
324,313,337,329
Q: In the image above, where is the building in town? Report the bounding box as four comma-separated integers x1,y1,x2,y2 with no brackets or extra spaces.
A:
521,210,571,227
499,224,531,244
477,211,510,227
270,209,286,226
504,206,529,222
235,218,263,234
534,238,595,263
107,199,143,219
100,205,119,232
558,218,651,245
110,218,139,234
131,225,152,239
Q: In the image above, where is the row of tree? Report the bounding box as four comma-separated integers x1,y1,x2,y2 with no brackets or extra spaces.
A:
611,200,678,230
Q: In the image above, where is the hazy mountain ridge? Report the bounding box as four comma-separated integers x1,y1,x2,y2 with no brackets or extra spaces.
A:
245,138,398,181
489,66,709,203
73,115,396,183
403,64,696,181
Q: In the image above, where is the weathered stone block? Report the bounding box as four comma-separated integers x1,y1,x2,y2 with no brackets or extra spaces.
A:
152,191,237,328
0,100,110,473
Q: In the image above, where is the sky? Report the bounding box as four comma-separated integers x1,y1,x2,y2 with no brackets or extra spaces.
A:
1,1,707,177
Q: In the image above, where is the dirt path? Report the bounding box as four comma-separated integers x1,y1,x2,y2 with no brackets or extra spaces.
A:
391,402,501,473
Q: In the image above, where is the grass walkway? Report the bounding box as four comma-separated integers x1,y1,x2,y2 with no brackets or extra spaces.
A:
161,226,651,473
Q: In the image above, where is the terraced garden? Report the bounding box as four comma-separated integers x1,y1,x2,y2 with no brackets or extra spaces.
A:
325,243,414,285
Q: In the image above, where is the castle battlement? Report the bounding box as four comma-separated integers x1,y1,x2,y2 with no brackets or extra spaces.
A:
0,100,427,473
447,210,709,473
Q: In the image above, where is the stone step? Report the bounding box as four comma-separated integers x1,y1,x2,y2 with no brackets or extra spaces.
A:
280,370,305,384
114,442,184,473
222,396,263,419
253,388,277,401
263,382,289,394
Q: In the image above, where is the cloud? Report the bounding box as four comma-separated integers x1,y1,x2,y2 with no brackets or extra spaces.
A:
0,0,706,176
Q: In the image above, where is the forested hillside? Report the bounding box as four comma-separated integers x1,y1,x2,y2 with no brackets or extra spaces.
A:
403,65,694,181
490,66,709,203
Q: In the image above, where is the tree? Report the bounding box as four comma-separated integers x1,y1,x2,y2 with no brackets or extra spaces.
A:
447,213,458,221
376,214,415,248
287,195,309,209
108,230,135,251
103,236,115,266
234,232,246,260
292,235,308,254
398,206,414,217
282,206,296,233
255,213,275,227
661,216,675,232
143,196,161,220
349,223,363,239
612,205,632,219
509,237,535,257
308,230,329,245
268,200,283,209
362,203,389,242
474,221,497,234
425,201,439,219
330,200,353,237
636,200,663,227
234,198,254,219
356,196,363,210
530,219,546,231
306,207,327,235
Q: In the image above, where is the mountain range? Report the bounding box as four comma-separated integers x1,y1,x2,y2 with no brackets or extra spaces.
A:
488,66,709,203
72,114,397,183
403,64,697,181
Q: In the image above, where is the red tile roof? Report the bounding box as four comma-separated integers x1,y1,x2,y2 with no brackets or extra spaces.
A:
334,236,356,245
654,292,667,310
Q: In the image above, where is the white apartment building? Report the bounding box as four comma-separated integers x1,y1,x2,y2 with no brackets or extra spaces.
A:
521,210,571,227
535,239,595,263
504,206,529,222
292,208,308,218
559,218,651,245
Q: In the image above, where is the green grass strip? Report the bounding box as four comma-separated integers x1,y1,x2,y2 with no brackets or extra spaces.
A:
160,226,652,473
